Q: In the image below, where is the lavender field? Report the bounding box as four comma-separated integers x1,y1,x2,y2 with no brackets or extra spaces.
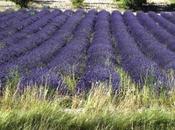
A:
0,9,175,129
0,9,175,93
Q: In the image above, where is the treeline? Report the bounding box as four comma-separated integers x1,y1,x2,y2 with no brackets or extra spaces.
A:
7,0,147,9
6,0,31,8
122,0,147,9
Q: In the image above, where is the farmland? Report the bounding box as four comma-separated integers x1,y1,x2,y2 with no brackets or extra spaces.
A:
0,9,175,93
0,9,175,129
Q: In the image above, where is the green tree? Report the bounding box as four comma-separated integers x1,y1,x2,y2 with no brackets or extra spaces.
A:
123,0,147,9
7,0,31,8
71,0,84,8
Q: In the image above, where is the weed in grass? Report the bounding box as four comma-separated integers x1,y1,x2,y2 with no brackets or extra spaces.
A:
63,74,77,92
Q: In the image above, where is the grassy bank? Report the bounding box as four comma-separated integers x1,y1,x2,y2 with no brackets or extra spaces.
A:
0,69,175,130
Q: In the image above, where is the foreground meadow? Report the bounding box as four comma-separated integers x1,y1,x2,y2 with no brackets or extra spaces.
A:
0,69,174,130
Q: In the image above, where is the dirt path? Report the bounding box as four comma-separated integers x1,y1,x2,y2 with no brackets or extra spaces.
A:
84,0,114,3
148,0,170,4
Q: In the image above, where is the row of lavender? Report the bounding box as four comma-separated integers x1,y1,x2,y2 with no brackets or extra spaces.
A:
0,9,175,93
0,9,85,93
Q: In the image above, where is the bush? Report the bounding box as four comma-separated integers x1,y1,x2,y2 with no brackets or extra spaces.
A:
7,0,31,8
123,0,147,9
71,0,84,8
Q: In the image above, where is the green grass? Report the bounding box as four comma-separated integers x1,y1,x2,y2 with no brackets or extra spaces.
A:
114,0,126,9
0,69,175,130
169,0,175,3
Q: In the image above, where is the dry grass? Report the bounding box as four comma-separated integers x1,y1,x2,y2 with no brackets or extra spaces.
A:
0,68,175,129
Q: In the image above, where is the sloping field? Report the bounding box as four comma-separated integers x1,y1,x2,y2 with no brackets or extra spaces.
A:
0,9,175,130
0,9,175,94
